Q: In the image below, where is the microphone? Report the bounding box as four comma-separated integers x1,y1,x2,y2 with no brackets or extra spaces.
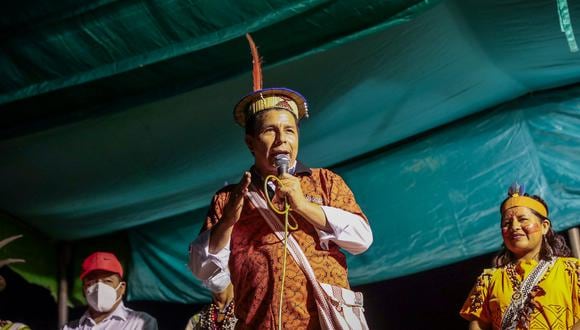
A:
274,154,290,176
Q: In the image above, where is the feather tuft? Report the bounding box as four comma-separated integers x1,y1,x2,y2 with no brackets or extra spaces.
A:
508,182,525,196
246,34,263,91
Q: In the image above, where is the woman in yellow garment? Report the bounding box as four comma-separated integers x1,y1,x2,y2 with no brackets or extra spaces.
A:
460,184,580,330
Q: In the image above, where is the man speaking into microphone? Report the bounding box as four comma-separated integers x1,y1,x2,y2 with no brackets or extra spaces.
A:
188,35,373,330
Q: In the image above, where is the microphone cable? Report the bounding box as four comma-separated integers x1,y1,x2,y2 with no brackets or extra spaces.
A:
263,175,298,330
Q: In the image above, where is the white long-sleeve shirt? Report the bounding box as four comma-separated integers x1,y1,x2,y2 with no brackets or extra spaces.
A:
62,302,158,330
188,205,372,293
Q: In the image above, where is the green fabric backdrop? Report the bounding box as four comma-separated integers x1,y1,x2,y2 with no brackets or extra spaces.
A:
1,0,580,303
128,85,580,301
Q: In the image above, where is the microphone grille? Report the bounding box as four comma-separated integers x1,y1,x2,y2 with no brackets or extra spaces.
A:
274,154,290,166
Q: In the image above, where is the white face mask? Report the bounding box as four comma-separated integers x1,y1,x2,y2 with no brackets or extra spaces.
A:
85,282,122,312
203,271,230,294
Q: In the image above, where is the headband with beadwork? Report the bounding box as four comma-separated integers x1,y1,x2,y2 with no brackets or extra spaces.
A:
233,34,309,127
500,183,548,218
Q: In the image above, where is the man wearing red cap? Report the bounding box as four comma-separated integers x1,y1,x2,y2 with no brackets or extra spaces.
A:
62,252,157,330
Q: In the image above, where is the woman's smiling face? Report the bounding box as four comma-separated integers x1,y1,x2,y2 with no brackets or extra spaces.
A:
501,206,550,260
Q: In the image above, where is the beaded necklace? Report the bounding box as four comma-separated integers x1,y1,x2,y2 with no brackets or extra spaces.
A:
505,263,522,300
504,259,554,329
198,301,236,330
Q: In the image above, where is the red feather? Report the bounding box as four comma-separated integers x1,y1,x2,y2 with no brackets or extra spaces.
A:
246,34,263,91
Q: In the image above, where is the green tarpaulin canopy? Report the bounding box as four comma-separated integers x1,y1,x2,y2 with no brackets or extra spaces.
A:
1,0,580,304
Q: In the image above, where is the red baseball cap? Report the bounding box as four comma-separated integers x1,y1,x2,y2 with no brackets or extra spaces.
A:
80,252,123,280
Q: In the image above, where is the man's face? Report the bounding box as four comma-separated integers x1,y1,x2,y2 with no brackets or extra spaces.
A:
245,110,299,176
82,270,125,298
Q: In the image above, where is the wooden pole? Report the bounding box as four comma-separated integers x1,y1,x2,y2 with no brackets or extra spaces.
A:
57,242,71,328
568,227,580,258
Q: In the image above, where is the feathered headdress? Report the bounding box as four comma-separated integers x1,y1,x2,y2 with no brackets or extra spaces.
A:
233,34,309,127
246,34,263,92
507,182,525,197
501,182,548,217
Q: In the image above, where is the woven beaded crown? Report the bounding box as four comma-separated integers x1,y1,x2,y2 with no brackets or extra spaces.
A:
233,34,309,127
500,183,548,218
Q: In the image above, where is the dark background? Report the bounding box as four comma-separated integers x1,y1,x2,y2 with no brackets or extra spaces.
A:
0,252,492,329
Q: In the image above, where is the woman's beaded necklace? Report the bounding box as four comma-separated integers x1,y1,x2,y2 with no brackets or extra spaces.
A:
199,301,236,330
504,259,554,329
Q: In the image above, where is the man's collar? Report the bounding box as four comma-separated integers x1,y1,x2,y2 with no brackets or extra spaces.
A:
81,301,128,325
294,160,312,175
112,301,129,321
250,160,312,182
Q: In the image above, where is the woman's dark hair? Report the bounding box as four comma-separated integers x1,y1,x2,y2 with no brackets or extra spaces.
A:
494,194,571,267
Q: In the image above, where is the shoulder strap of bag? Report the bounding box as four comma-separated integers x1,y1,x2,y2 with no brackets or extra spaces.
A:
500,257,557,330
245,187,337,326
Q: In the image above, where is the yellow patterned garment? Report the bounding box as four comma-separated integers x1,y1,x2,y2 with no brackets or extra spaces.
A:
460,257,580,329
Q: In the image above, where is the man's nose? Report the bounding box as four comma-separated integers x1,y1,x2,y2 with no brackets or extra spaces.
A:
276,130,288,143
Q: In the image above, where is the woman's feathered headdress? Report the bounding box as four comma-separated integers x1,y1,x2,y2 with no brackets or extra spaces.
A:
501,182,548,217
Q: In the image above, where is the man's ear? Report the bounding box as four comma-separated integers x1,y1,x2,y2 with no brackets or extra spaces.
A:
119,281,127,296
245,135,255,154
